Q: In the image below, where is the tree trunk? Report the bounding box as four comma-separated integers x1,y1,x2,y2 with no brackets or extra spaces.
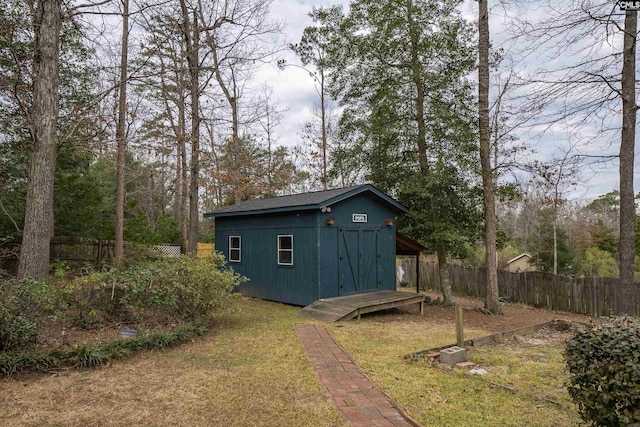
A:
187,13,200,255
180,136,189,250
553,217,558,275
478,0,501,314
265,102,273,190
174,142,182,220
407,0,429,173
436,241,455,305
619,9,636,288
179,0,200,255
320,70,328,190
211,42,240,202
177,65,188,250
114,0,129,262
18,0,61,280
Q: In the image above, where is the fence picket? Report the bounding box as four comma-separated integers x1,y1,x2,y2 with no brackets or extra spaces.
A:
402,260,639,316
1,238,184,273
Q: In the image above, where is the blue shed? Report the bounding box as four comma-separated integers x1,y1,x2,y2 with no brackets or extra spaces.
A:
204,184,408,306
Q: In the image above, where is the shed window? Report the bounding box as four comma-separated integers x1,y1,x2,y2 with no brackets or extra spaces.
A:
277,235,293,266
229,236,241,262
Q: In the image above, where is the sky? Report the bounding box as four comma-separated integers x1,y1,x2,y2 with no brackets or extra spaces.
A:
252,0,639,203
251,0,342,152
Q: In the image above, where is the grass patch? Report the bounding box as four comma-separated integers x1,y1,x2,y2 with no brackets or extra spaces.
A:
0,298,349,427
0,298,583,427
328,317,581,426
467,340,574,408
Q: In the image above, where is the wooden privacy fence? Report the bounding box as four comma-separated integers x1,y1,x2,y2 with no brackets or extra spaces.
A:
0,238,185,273
196,242,215,258
401,258,640,317
0,237,116,272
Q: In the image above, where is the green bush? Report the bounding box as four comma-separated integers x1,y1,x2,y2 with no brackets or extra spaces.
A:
115,243,164,270
0,315,38,351
57,271,124,327
565,316,640,426
1,253,242,353
57,252,243,325
0,278,54,351
118,253,244,321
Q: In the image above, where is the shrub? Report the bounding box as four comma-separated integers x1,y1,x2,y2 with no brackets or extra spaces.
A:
564,316,640,426
1,253,243,352
116,243,164,270
58,271,127,327
118,253,244,322
0,315,38,351
0,278,54,351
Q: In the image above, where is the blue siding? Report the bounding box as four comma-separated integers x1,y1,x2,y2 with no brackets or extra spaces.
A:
318,194,397,298
215,211,319,306
214,191,400,306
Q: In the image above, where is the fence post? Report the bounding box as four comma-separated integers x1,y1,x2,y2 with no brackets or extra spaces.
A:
416,255,420,293
97,240,103,267
456,304,464,347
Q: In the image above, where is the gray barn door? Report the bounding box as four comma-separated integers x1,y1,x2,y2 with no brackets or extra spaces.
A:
339,228,380,295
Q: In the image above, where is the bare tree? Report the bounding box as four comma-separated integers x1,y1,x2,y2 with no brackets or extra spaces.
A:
619,8,636,287
530,142,581,274
178,0,200,255
296,101,337,190
512,1,637,287
18,0,62,280
479,0,501,314
290,6,342,190
255,84,287,194
114,0,129,261
198,0,283,204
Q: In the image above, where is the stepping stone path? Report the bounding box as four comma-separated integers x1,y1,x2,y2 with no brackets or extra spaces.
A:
295,324,423,427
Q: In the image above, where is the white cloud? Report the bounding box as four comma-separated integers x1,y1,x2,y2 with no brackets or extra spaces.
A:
252,0,637,201
251,1,349,149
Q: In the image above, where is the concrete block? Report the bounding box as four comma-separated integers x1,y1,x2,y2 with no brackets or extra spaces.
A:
439,346,466,365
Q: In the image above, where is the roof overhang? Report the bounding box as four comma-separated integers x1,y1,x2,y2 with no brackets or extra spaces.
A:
396,233,425,256
507,252,533,264
204,184,408,218
204,204,315,218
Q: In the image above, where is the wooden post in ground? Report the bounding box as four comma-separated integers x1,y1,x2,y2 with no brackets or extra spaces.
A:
97,240,103,268
456,304,464,347
415,255,420,293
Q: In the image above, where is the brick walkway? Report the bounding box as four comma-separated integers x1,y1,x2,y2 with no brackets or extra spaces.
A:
295,324,422,427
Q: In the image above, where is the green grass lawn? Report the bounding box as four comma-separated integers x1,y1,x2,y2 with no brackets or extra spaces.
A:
327,315,582,426
0,297,348,427
0,297,582,426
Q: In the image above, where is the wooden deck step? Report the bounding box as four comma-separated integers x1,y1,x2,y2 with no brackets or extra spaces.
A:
298,290,426,322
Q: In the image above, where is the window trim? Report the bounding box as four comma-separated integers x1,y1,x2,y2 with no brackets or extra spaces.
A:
229,235,241,263
277,234,294,266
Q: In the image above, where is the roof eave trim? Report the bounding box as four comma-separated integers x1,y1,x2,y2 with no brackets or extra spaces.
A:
506,252,533,264
203,184,408,218
204,204,318,218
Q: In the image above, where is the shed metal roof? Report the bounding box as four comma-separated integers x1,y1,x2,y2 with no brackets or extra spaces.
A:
204,184,408,218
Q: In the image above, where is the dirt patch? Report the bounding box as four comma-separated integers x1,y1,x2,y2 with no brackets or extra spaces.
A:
477,324,572,352
364,291,591,333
